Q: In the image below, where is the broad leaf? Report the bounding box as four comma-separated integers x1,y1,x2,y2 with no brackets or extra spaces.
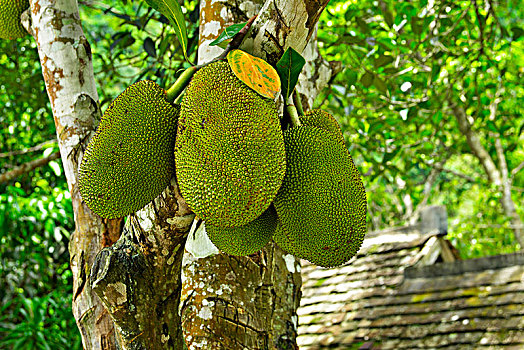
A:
210,22,247,46
227,50,281,99
143,37,157,58
275,47,306,100
144,0,189,62
360,71,374,88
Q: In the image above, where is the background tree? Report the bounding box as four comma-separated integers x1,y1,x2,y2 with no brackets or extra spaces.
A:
0,0,522,348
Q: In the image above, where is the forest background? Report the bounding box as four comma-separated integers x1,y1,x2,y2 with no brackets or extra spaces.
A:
0,0,522,347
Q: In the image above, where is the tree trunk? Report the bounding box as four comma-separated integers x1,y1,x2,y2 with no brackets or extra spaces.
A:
90,181,194,349
31,0,332,348
180,1,331,349
29,0,121,348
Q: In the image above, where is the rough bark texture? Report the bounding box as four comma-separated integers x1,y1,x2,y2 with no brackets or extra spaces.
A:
90,179,194,350
29,0,121,348
295,27,336,110
241,0,330,65
180,1,331,349
453,105,524,247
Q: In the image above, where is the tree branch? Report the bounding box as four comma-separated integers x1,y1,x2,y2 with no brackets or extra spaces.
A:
511,161,524,180
452,104,502,185
295,27,335,111
495,135,524,247
0,151,60,184
407,154,451,223
0,140,57,158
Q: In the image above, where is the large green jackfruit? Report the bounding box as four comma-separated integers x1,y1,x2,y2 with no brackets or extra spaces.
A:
79,80,179,219
273,126,367,267
175,61,286,228
0,0,29,40
205,206,277,256
299,109,345,146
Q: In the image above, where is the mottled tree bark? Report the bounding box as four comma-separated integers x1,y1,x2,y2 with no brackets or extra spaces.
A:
90,180,194,350
29,0,121,348
180,1,331,349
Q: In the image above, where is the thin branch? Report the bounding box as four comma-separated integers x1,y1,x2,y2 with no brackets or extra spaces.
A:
434,165,479,183
495,136,510,184
0,140,57,158
511,161,524,180
452,104,502,186
407,153,451,222
0,151,60,184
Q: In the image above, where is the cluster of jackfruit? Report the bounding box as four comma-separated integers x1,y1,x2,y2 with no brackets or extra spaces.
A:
174,60,366,266
79,80,179,219
78,56,367,267
0,0,29,40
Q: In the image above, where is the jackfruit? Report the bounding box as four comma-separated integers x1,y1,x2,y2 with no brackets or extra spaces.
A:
273,126,367,267
205,206,277,256
0,0,29,40
299,109,345,146
175,61,286,228
79,80,179,219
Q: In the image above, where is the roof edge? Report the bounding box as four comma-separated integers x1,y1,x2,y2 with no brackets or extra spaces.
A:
404,252,524,279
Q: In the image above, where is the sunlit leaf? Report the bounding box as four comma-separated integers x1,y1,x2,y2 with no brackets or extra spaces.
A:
209,22,247,46
227,50,281,99
144,0,189,62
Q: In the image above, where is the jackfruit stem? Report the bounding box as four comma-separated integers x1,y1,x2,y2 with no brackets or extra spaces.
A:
166,66,199,103
293,91,305,117
287,104,302,127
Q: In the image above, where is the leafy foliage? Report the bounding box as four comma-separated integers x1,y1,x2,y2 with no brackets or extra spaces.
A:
0,0,522,346
315,0,523,258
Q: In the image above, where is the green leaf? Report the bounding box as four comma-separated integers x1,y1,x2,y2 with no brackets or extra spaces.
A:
374,76,387,94
143,37,157,58
511,26,523,40
383,148,400,163
374,54,394,68
209,22,247,46
360,71,374,88
346,70,358,86
275,47,306,100
144,0,189,62
431,64,441,81
383,9,394,29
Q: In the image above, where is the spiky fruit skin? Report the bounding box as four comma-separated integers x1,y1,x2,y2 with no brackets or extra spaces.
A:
175,61,286,228
300,109,345,146
273,126,367,267
0,0,29,40
79,81,179,219
205,206,277,256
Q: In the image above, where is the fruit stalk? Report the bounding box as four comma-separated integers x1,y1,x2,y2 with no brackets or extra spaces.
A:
165,66,199,103
286,104,302,127
293,90,305,116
